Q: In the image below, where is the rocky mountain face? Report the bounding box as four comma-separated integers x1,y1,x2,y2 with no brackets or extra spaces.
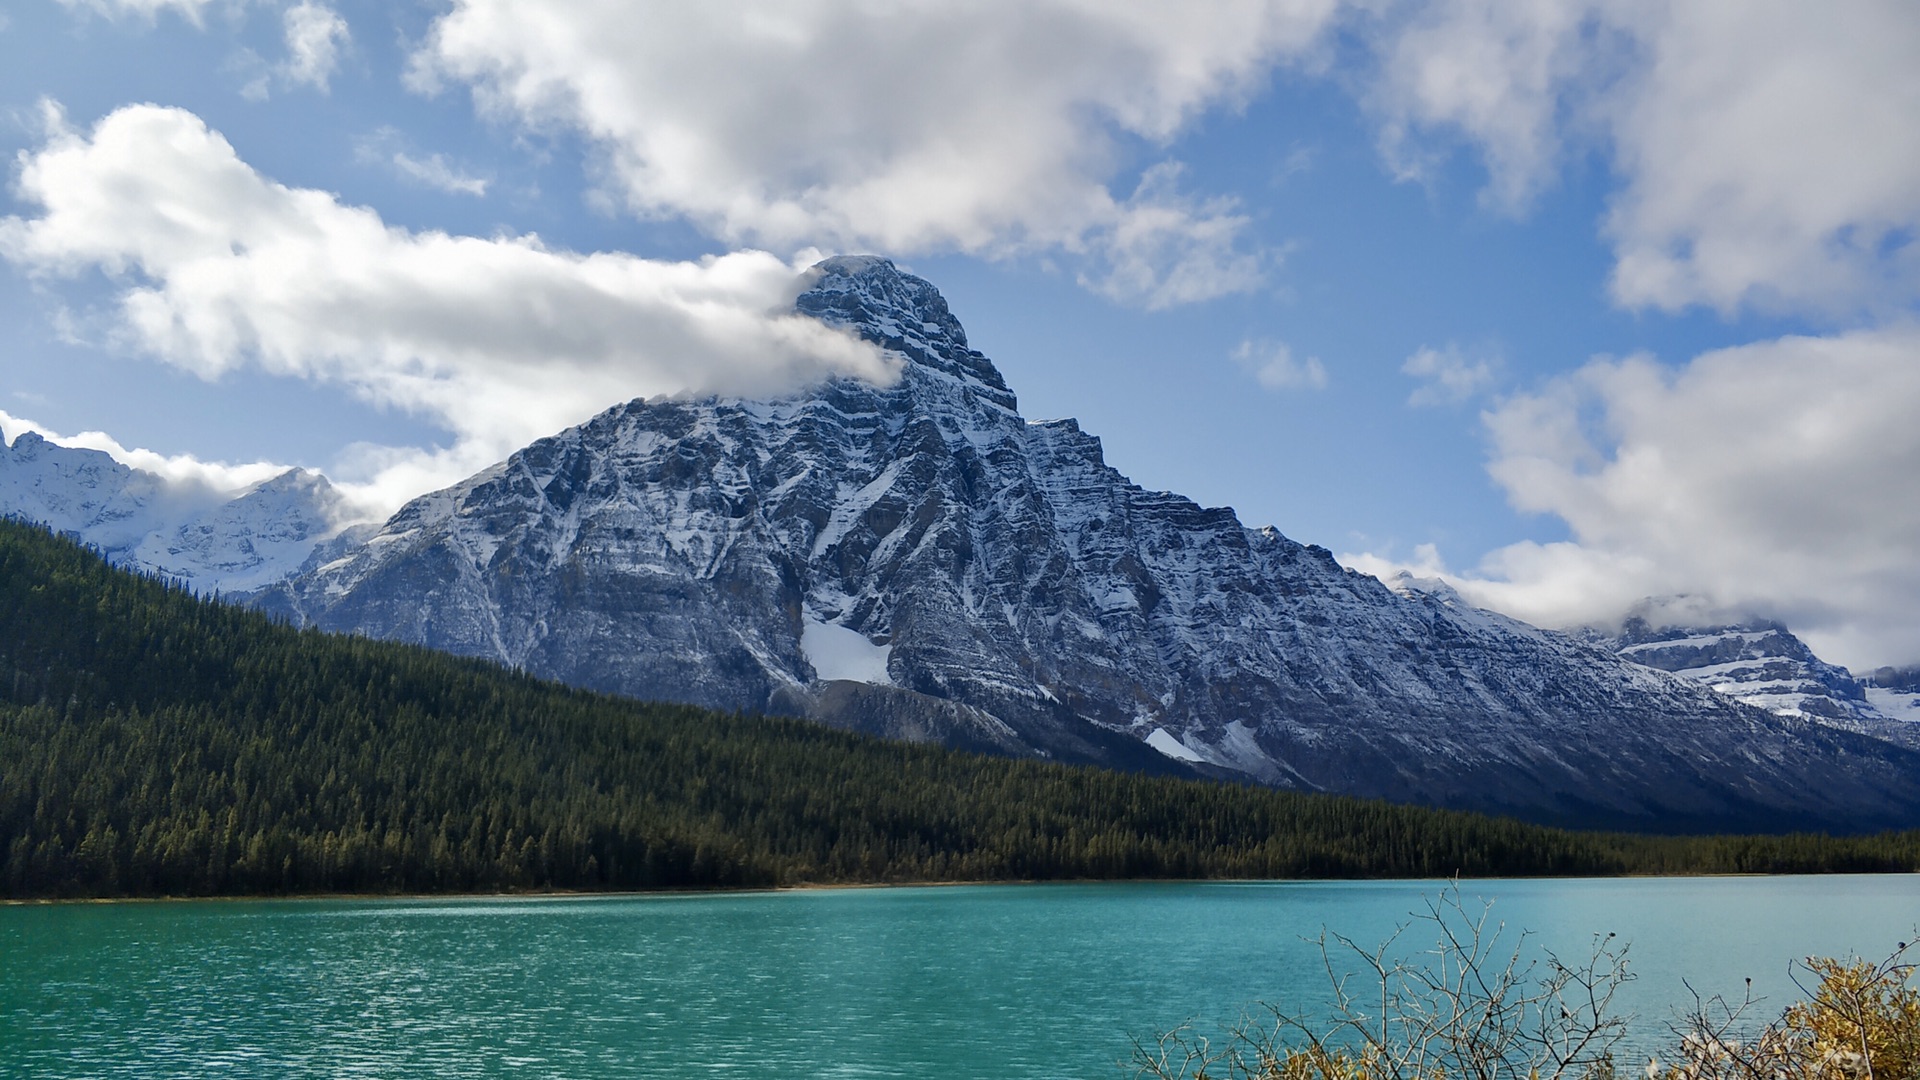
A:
251,256,1920,833
1578,607,1920,749
0,430,349,594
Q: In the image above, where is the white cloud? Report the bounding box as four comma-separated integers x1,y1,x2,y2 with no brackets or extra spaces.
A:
58,2,1920,323
409,0,1338,306
1402,342,1496,406
239,2,352,99
1365,0,1920,317
1348,327,1920,669
1083,163,1267,308
1232,337,1327,391
279,1,349,92
73,1,350,99
0,104,900,514
1603,4,1920,316
1338,541,1449,587
1368,0,1608,212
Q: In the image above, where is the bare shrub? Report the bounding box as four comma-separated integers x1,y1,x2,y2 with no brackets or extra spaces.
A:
1655,942,1918,1080
1131,885,1632,1080
1131,887,1919,1080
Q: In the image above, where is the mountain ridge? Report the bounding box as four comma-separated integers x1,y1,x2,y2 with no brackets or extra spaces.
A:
1573,602,1920,749
247,257,1920,833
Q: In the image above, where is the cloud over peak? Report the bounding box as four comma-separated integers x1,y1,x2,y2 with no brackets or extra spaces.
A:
0,103,899,513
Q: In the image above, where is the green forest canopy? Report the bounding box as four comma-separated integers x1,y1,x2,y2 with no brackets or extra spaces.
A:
2,517,1917,900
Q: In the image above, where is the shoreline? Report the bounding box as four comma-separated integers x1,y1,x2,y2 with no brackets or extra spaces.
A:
0,877,1004,907
4,868,1881,908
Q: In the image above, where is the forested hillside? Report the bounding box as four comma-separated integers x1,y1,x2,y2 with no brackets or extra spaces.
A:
2,518,1917,899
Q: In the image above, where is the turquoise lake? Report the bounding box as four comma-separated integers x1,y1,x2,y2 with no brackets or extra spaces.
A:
4,876,1917,1078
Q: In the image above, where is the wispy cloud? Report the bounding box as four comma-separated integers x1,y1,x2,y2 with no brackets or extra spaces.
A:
1083,163,1267,310
1272,143,1317,186
1402,342,1496,406
54,0,214,23
1232,337,1327,391
0,407,293,496
237,1,351,100
279,1,349,92
357,127,489,196
392,151,487,196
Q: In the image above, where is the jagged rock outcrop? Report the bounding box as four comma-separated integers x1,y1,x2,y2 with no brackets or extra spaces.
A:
249,257,1920,833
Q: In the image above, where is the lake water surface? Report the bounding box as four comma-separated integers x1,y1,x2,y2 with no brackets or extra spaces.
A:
4,876,1917,1078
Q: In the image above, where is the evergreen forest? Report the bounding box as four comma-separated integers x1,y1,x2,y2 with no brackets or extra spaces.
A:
3,518,1918,900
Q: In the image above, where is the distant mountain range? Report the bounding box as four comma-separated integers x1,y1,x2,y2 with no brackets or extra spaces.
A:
7,256,1919,832
0,429,351,594
1573,602,1920,750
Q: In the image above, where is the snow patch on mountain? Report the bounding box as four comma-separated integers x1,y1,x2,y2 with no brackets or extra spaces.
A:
1866,688,1920,724
1145,727,1204,762
801,618,894,685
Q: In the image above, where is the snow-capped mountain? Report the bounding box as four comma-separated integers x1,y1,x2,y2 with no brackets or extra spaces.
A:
0,429,350,594
255,256,1920,833
1579,604,1920,749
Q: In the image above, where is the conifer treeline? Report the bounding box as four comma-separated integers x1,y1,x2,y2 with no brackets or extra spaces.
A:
2,518,1917,899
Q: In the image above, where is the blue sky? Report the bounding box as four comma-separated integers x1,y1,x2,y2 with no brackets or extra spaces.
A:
2,1,1918,668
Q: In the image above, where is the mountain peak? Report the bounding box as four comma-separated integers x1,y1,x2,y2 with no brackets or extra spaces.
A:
5,430,49,457
798,255,1014,408
248,466,336,498
799,255,967,348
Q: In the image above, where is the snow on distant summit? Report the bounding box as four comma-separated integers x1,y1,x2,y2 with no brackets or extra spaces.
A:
0,431,204,556
0,430,353,594
1578,600,1920,749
